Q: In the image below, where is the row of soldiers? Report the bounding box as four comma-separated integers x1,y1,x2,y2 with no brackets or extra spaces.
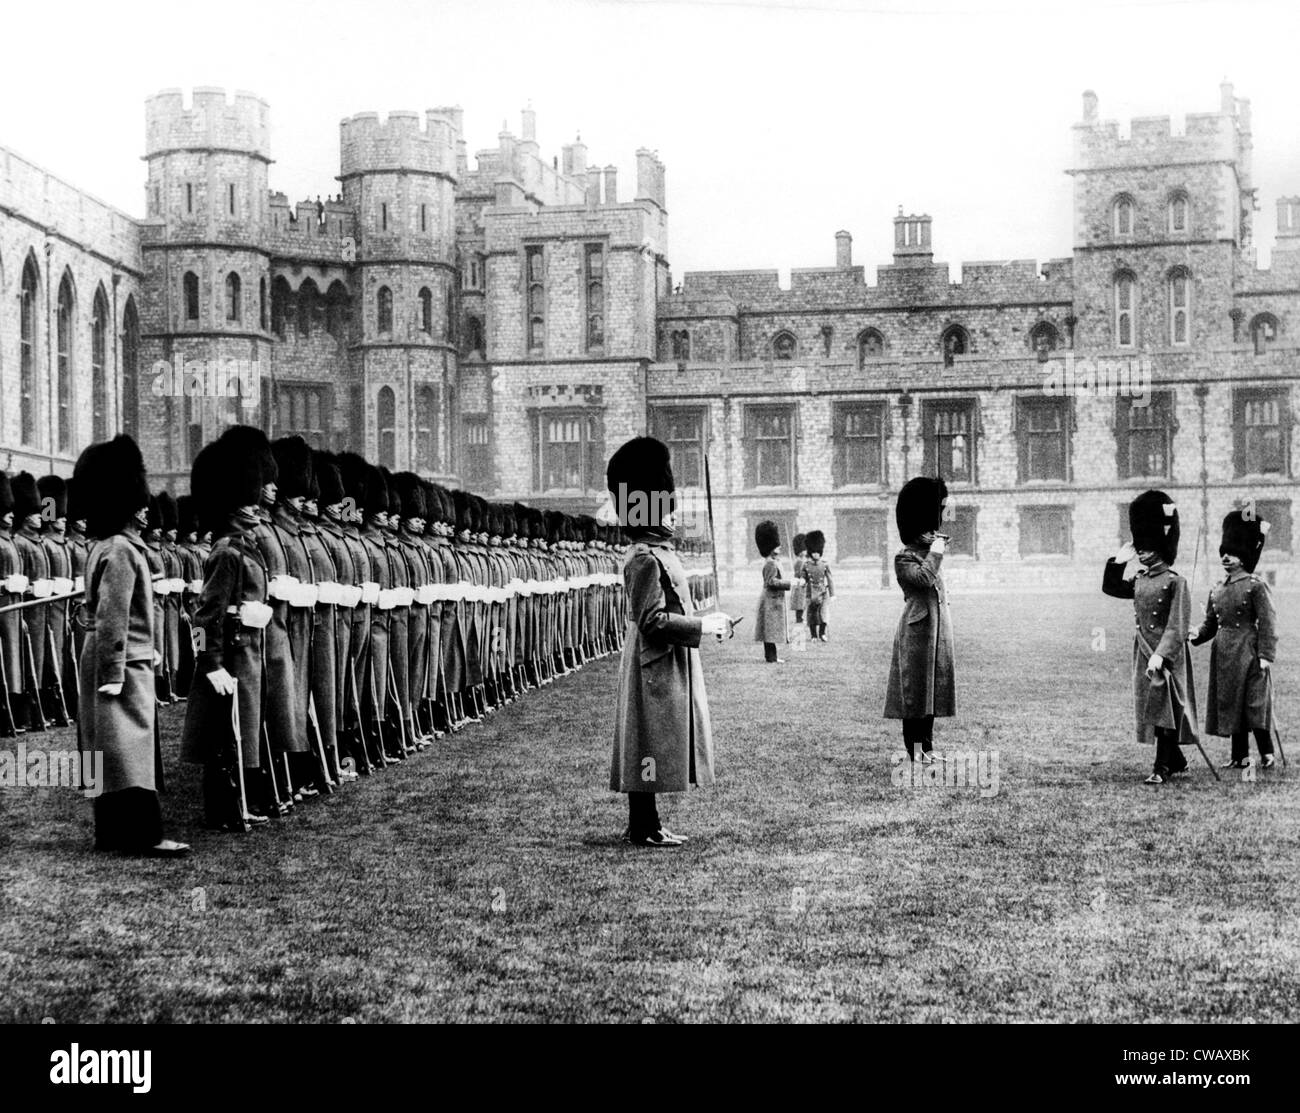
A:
59,424,718,838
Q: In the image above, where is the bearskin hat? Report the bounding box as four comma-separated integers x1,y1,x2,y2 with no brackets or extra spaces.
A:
755,519,781,558
805,529,826,557
392,472,426,522
425,483,451,527
156,491,179,532
219,425,278,490
544,510,565,545
65,476,86,526
895,476,949,545
451,488,473,534
11,472,41,524
1220,509,1267,574
0,472,13,517
73,436,150,539
272,436,314,500
37,475,67,520
792,532,807,555
606,436,675,528
145,493,164,532
336,454,387,519
312,451,346,508
176,494,199,537
1129,489,1180,566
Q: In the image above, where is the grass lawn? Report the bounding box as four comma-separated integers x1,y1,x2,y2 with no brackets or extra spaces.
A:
1,589,1297,1023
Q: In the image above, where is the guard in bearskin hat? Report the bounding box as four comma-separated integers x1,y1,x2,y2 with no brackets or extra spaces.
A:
1103,489,1199,783
141,493,174,703
1190,509,1278,769
156,491,185,709
800,530,834,642
75,436,188,857
173,494,205,697
790,532,809,624
11,472,53,729
607,436,732,848
884,477,956,762
753,519,789,663
36,475,74,724
336,452,384,771
179,432,273,831
0,473,28,735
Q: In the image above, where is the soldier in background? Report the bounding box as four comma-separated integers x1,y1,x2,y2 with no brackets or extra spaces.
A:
753,520,790,664
790,533,808,626
142,494,172,704
379,467,415,753
12,473,52,731
65,477,92,710
174,495,206,697
38,475,75,724
299,463,346,785
336,453,382,772
157,493,185,705
801,530,833,643
0,474,27,736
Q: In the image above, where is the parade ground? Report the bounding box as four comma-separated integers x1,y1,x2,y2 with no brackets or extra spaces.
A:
2,589,1297,1024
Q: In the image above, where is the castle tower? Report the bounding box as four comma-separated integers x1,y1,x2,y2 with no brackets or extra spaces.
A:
339,109,460,476
139,87,274,484
1068,85,1250,352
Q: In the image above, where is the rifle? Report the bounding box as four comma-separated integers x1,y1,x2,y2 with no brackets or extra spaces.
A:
1267,670,1289,768
19,619,47,731
704,454,721,615
44,622,71,727
306,690,337,793
0,637,18,738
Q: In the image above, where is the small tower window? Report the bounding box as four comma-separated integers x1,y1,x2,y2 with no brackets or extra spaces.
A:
184,272,200,321
585,243,605,352
381,202,389,232
228,183,237,216
1169,191,1189,234
186,182,194,215
259,277,268,331
671,329,691,361
1251,313,1280,356
377,286,393,334
1113,195,1134,237
526,246,545,353
772,331,797,360
857,328,884,367
941,324,970,366
1030,321,1060,361
1168,269,1191,346
1114,272,1137,348
225,272,242,322
419,287,433,334
420,203,428,233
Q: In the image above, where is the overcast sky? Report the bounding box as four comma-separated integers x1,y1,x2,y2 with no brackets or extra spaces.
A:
5,0,1298,279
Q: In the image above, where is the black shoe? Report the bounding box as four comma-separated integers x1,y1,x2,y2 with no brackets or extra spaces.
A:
1220,757,1251,769
623,829,683,848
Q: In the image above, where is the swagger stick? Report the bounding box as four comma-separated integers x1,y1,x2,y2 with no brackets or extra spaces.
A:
228,679,252,832
704,455,720,616
1267,671,1289,768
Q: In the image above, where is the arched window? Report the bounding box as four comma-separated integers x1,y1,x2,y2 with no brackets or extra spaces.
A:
1168,191,1190,234
415,385,438,471
585,244,604,352
526,246,545,353
56,271,74,453
465,315,485,358
772,331,797,360
121,297,140,439
445,286,456,344
1030,321,1060,360
377,286,393,334
941,324,970,366
857,328,884,366
271,276,291,338
225,272,241,322
1168,268,1191,346
1251,313,1280,356
671,329,691,361
1113,195,1135,237
419,287,433,334
20,254,40,445
377,386,396,468
1114,272,1137,348
91,286,109,441
184,271,200,321
325,281,350,343
296,279,317,338
259,277,268,331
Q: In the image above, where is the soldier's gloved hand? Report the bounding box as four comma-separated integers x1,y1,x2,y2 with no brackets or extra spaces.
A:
1116,541,1137,563
929,535,947,555
97,683,123,697
206,668,236,696
700,613,730,638
1259,658,1272,672
1146,652,1164,678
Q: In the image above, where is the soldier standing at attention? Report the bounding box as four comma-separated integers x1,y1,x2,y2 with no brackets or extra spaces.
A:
884,478,956,763
1102,489,1199,784
790,533,808,626
1190,510,1278,770
607,436,732,848
752,520,789,663
801,530,833,642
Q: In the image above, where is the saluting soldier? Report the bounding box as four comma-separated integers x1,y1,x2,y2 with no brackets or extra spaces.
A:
884,478,956,763
0,474,28,736
75,435,188,857
180,434,273,831
1190,510,1278,770
1103,489,1199,784
753,519,790,664
12,473,52,730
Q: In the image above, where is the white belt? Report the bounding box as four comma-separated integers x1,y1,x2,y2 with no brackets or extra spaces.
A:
316,581,342,604
377,588,397,610
187,578,205,594
290,583,319,608
415,584,436,605
360,581,380,604
52,577,75,595
235,600,273,629
74,575,86,593
267,574,300,602
5,573,29,594
31,578,54,598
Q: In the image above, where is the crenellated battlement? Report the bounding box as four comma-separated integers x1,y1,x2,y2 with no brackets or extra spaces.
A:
339,109,460,179
1072,84,1247,169
145,87,270,159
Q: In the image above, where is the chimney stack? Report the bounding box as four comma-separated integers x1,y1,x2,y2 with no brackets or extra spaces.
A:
835,230,852,269
522,105,536,141
603,165,618,204
1082,89,1098,123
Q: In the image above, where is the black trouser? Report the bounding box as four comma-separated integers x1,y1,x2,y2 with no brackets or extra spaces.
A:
1231,728,1274,762
902,715,934,757
93,787,163,852
806,603,825,637
628,791,661,838
764,642,779,663
1153,727,1188,775
795,610,804,623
